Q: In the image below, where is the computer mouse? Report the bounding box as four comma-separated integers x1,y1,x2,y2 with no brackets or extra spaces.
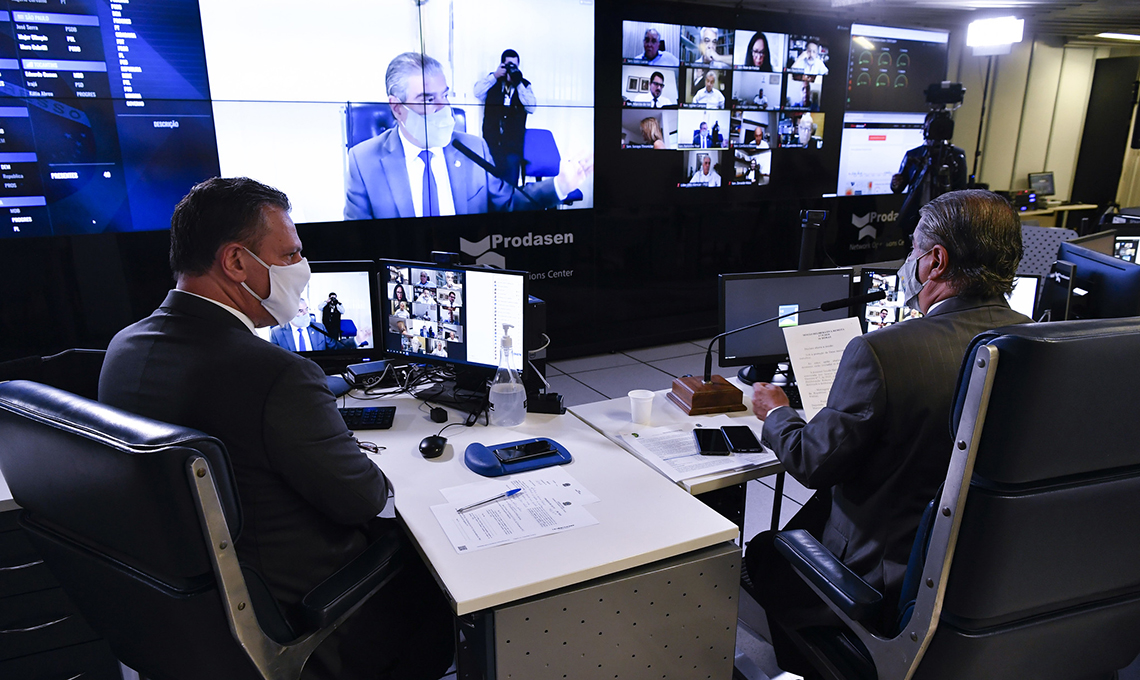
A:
419,435,447,459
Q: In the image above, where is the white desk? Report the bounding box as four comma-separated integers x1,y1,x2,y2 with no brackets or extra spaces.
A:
347,393,741,678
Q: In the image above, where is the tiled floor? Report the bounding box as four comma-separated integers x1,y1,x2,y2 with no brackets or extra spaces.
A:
548,340,1140,680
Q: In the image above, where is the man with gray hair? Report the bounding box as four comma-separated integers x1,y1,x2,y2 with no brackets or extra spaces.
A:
635,27,680,66
743,189,1031,675
345,51,592,219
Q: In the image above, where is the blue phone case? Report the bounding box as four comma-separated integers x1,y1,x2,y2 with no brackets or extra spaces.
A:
464,437,572,477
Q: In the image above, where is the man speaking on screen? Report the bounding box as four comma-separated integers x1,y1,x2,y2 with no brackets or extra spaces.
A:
345,52,592,220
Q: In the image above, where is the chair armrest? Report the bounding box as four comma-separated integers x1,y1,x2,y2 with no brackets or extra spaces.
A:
300,532,403,629
774,529,883,625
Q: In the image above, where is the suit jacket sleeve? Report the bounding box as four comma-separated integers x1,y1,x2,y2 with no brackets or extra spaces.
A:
474,135,560,211
344,146,373,220
262,357,389,525
763,335,887,489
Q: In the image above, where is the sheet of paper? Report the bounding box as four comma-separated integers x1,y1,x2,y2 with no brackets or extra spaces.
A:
432,469,599,553
782,317,864,420
618,417,776,483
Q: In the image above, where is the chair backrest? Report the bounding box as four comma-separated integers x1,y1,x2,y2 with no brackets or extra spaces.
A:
0,380,275,678
914,319,1140,679
523,128,560,178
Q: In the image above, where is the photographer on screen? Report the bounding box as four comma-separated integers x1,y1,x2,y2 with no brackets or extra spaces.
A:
891,82,968,233
475,49,536,186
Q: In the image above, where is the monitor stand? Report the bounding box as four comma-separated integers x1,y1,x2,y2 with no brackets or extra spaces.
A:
737,362,782,386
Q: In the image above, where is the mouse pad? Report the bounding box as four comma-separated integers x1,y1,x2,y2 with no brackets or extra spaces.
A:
464,437,572,477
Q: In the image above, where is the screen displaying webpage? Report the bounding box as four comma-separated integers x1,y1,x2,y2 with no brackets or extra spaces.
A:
836,112,925,196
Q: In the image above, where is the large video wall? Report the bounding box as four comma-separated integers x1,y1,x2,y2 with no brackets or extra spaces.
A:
0,0,595,238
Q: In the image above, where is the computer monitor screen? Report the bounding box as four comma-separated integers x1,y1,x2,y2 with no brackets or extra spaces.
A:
1068,229,1117,256
1028,172,1055,197
381,260,526,372
719,269,854,372
856,267,919,330
1115,236,1139,263
1007,275,1041,318
1057,241,1140,319
255,260,380,360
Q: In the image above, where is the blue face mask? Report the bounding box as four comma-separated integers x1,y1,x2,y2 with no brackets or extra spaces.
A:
900,248,933,310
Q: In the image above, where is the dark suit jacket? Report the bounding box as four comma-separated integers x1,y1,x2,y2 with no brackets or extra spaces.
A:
98,291,389,611
270,321,333,352
343,128,559,219
760,295,1030,618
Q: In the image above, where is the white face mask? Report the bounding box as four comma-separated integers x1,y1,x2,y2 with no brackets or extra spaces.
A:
290,312,311,329
402,105,455,149
900,248,933,310
240,248,311,326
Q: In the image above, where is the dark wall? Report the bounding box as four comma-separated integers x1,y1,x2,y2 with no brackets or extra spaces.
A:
0,0,914,363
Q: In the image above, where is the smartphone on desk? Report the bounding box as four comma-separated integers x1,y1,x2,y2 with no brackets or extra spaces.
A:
722,425,763,453
493,439,558,464
693,428,730,455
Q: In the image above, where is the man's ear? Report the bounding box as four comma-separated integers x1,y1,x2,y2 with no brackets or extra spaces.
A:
928,244,951,280
218,243,249,283
389,96,405,124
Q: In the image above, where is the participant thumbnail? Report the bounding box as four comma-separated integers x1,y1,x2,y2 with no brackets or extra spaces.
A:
786,35,829,74
731,148,772,186
621,109,677,149
730,110,776,148
681,150,723,187
732,71,784,110
621,65,679,108
778,111,825,149
680,26,734,68
682,67,730,109
678,109,730,149
733,30,787,71
622,21,682,66
784,74,823,111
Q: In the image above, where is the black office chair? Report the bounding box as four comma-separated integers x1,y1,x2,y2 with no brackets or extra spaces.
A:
767,319,1140,680
0,380,405,680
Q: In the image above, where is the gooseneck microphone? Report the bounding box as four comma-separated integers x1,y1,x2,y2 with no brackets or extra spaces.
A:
702,290,886,382
450,138,539,206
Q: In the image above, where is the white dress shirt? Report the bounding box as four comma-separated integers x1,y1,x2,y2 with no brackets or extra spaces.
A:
398,127,457,217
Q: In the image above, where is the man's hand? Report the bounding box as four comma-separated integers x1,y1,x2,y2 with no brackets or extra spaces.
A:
493,64,507,79
890,173,905,193
554,153,595,197
751,382,790,421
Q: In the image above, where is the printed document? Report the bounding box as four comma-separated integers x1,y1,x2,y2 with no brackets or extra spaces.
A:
431,468,599,553
618,416,775,483
783,317,863,419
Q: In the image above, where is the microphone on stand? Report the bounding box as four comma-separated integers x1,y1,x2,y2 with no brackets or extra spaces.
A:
669,290,886,415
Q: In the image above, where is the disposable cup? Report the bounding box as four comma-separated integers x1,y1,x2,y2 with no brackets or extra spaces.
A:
628,389,655,425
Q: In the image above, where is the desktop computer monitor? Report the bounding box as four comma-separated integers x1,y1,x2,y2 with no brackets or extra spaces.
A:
255,260,382,366
1049,242,1140,320
856,268,918,331
1028,171,1055,197
380,260,527,374
1007,275,1041,319
719,268,854,383
1115,236,1139,263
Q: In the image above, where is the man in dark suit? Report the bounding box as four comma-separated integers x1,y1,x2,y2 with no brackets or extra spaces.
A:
269,298,334,352
344,51,592,220
99,177,453,680
745,189,1031,675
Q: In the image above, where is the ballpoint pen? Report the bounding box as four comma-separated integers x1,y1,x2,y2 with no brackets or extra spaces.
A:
457,488,522,513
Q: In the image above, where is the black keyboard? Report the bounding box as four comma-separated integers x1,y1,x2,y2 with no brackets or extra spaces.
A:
782,384,804,410
339,406,395,430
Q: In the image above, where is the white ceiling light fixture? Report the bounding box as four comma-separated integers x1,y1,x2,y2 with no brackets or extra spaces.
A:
967,16,1025,55
1096,33,1140,42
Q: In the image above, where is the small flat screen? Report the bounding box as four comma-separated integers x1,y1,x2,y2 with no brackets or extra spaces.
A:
1028,172,1055,197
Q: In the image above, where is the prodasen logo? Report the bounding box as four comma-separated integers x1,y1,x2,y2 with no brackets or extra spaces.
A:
459,232,575,277
458,235,506,268
852,210,898,241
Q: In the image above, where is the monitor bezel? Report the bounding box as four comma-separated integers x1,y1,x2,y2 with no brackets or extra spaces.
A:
1028,171,1055,197
289,260,385,366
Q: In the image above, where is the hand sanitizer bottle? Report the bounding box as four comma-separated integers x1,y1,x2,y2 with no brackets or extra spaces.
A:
489,324,526,426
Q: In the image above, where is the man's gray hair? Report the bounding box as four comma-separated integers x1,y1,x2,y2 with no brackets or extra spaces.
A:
914,189,1022,298
385,52,444,101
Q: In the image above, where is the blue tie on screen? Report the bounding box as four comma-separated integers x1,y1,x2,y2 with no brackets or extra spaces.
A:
297,328,306,352
420,149,439,217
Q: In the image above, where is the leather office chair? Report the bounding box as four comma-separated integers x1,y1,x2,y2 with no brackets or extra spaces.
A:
766,319,1140,680
0,380,405,680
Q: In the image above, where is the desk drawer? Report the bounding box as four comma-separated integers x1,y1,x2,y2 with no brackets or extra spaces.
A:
0,639,122,680
0,529,55,598
0,588,101,662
